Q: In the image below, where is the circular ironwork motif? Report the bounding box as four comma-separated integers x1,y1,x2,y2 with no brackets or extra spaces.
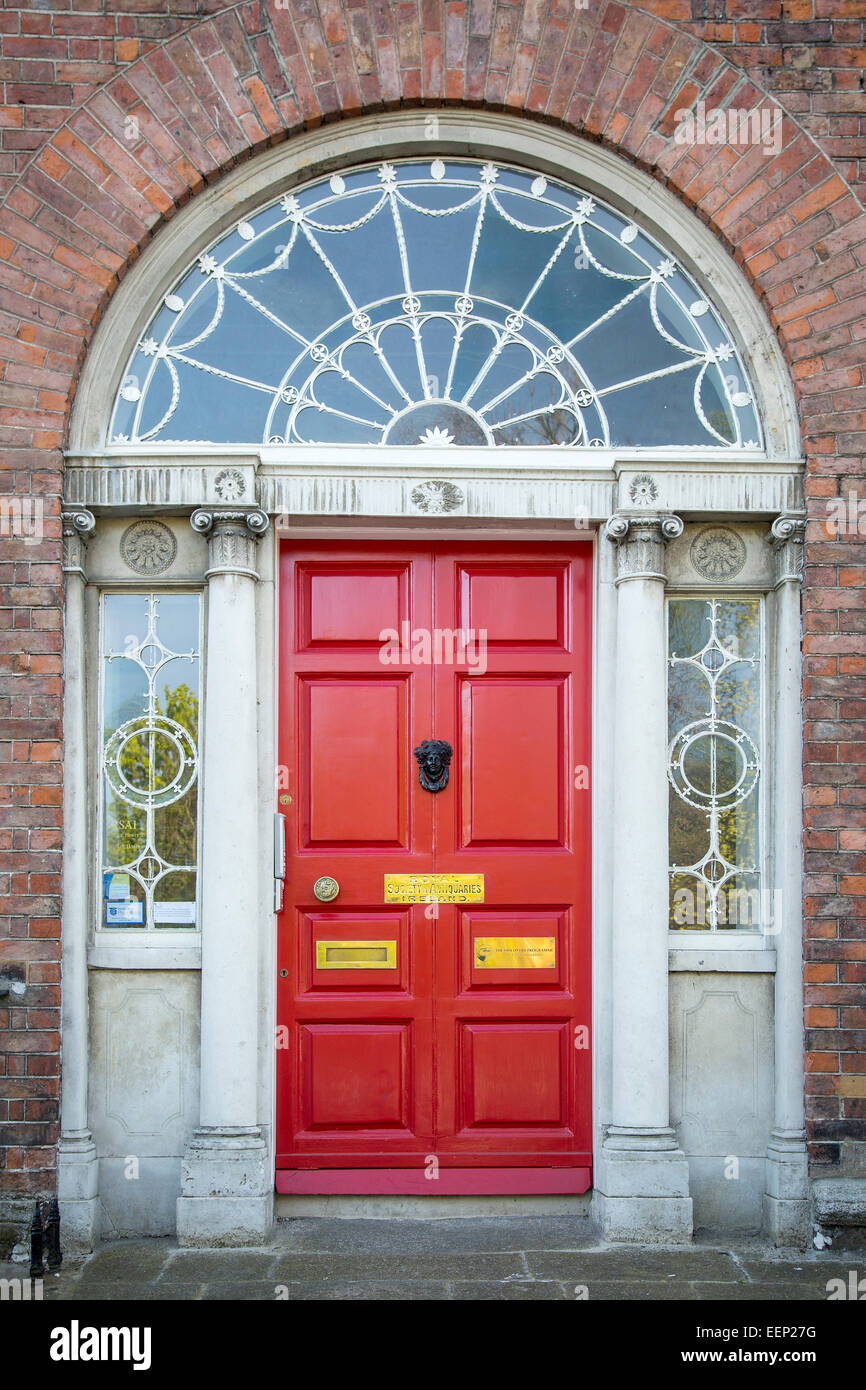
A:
104,715,197,809
669,718,759,812
120,520,177,575
689,527,747,581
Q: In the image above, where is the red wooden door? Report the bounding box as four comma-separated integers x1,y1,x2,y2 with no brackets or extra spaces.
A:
276,541,592,1192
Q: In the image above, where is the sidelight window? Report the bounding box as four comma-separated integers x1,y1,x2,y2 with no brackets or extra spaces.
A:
667,596,764,932
99,592,201,930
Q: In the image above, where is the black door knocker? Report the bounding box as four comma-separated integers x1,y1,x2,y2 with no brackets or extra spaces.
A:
414,739,453,792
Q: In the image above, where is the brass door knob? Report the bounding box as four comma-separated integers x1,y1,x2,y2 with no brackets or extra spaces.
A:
313,876,339,902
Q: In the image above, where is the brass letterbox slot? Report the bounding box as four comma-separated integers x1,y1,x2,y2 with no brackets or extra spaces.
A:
315,940,397,970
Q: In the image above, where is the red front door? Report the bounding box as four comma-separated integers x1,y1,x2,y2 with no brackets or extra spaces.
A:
276,541,592,1193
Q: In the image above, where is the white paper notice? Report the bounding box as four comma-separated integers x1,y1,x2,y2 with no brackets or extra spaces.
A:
153,902,197,925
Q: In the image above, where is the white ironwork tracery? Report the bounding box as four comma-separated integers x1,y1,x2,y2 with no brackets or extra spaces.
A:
110,160,763,450
668,598,762,930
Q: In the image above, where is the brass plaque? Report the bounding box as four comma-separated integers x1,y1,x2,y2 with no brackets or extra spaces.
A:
474,936,556,969
384,873,484,904
316,940,397,969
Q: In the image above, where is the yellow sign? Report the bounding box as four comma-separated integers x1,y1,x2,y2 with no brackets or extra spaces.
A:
384,873,484,904
474,937,556,969
316,940,397,969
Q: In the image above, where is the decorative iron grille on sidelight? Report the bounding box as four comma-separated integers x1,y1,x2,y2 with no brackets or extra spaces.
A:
100,593,200,929
110,160,763,451
667,597,763,932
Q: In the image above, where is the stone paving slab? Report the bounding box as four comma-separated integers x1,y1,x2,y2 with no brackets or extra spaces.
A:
526,1248,745,1283
271,1280,453,1301
688,1282,827,1302
267,1251,529,1282
1,1219,862,1302
277,1215,596,1255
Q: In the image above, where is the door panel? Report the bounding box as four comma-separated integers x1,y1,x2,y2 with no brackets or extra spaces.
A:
277,541,592,1177
460,677,567,845
277,548,433,1165
302,677,408,845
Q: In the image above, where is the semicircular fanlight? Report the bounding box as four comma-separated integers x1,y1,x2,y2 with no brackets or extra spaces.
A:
110,160,763,451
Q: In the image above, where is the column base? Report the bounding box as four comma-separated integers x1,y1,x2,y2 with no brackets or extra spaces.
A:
57,1132,100,1253
176,1128,273,1248
764,1130,811,1248
594,1127,693,1243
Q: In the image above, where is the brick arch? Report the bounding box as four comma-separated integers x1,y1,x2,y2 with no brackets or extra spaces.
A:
0,1,861,461
2,1,864,1197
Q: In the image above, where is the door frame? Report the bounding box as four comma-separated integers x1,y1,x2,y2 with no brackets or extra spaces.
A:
269,520,602,1197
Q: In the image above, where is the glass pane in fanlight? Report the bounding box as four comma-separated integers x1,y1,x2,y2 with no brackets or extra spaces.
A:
699,364,737,444
474,340,540,414
246,230,350,344
189,283,299,389
653,282,708,355
132,356,176,441
606,365,708,448
153,360,270,444
495,409,581,446
398,201,481,297
291,403,382,446
578,293,690,392
471,209,569,313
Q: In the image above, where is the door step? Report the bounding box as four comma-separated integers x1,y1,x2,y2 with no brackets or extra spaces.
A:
276,1192,594,1220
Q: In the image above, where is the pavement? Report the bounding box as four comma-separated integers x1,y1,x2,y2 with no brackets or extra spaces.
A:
2,1217,863,1301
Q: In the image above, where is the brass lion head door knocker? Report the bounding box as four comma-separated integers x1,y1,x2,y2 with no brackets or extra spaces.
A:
414,739,453,792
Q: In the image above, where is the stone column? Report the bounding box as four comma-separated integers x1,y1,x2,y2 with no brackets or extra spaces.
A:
176,507,273,1247
58,508,99,1251
594,513,693,1242
765,513,810,1246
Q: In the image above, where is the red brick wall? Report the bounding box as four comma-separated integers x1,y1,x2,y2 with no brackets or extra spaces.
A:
1,0,864,1204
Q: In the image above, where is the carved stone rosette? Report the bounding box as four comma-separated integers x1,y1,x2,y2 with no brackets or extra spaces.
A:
769,513,805,586
190,507,269,578
61,508,96,575
604,512,684,583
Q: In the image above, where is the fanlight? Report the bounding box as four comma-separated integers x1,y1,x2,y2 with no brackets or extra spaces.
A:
110,160,763,450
